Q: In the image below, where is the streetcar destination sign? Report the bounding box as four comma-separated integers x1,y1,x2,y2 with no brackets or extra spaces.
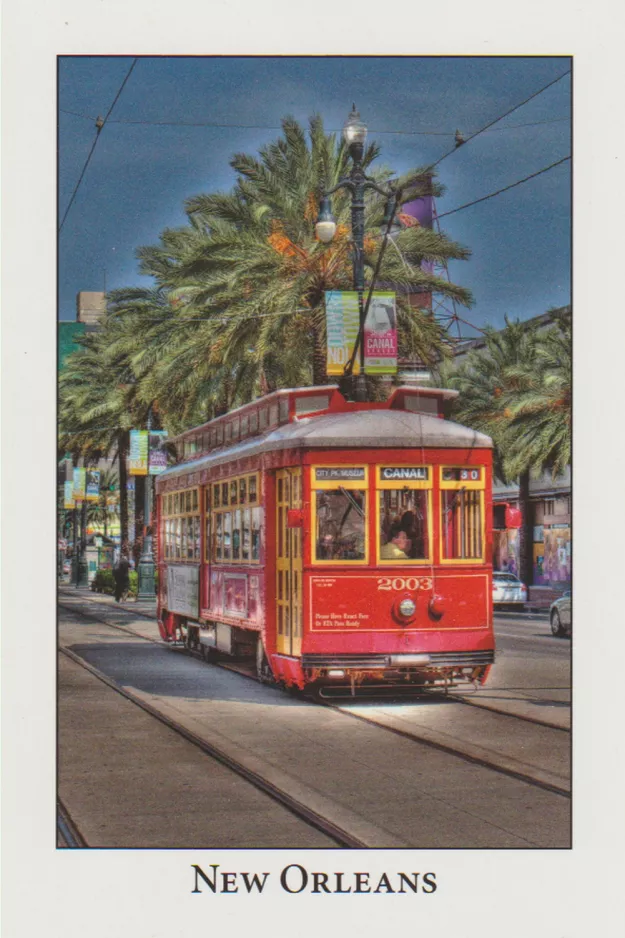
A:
381,467,428,480
315,467,365,481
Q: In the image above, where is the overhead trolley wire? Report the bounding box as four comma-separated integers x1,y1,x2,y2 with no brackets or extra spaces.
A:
426,68,571,171
436,155,570,219
59,58,138,233
59,107,570,138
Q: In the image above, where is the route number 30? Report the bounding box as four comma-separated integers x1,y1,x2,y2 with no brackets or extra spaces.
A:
377,576,433,591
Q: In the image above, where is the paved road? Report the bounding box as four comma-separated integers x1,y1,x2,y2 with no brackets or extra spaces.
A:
58,595,570,848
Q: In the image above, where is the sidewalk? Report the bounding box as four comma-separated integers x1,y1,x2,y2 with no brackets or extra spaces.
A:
58,582,157,618
526,584,569,610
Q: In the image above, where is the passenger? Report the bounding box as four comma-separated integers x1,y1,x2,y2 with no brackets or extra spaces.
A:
380,523,410,560
113,546,130,603
317,533,336,559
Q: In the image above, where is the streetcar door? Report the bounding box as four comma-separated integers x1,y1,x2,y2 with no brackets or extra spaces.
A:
276,469,303,657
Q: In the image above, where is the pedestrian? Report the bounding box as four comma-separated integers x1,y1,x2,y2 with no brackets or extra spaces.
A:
113,545,130,603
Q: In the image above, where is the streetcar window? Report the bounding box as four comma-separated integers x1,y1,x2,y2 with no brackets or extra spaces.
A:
242,508,251,561
192,489,198,511
213,484,220,508
230,480,238,504
259,407,268,430
442,489,483,560
249,411,258,434
239,477,247,504
279,397,290,423
232,417,240,441
378,490,430,562
241,414,249,437
215,514,223,560
232,509,241,560
223,513,232,560
251,507,261,561
221,482,228,506
249,474,257,503
314,489,366,561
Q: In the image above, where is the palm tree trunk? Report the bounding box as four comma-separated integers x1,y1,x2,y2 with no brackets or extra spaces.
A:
517,469,534,587
118,430,129,550
312,322,329,387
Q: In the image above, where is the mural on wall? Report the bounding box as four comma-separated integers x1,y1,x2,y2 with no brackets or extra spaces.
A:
541,527,571,584
493,529,520,577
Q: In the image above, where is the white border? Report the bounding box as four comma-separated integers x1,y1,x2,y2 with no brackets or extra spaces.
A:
2,2,624,936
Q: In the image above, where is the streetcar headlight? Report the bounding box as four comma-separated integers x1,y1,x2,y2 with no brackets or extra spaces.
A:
327,669,345,679
398,598,416,618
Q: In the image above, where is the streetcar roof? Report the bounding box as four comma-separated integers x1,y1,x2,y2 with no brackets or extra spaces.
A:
156,409,492,485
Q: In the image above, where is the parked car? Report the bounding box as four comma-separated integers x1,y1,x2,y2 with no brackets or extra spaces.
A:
549,590,571,637
492,572,527,608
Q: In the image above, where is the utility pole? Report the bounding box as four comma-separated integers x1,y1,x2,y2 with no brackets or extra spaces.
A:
137,406,156,600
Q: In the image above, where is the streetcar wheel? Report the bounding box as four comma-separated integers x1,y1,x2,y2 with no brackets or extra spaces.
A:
551,610,564,637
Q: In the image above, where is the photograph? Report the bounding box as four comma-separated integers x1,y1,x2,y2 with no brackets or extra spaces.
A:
56,54,572,851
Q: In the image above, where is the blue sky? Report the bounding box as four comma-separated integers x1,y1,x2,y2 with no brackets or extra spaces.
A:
58,56,571,333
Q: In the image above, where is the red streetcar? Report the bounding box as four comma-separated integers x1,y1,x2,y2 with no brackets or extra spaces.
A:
155,384,495,693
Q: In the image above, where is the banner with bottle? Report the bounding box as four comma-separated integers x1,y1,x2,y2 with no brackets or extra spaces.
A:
129,430,149,475
363,292,397,374
148,430,168,474
85,469,101,501
72,467,86,499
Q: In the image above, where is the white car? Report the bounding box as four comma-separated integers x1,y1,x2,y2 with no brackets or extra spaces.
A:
549,590,571,637
492,572,527,608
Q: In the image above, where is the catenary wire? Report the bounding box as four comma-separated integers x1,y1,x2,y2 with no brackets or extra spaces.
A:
426,69,570,171
59,58,138,233
436,156,570,219
59,107,570,137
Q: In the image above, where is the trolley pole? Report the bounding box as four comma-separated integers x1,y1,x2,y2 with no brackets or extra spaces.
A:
137,405,156,600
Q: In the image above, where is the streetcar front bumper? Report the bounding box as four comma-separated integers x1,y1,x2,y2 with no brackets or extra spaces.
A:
301,650,494,688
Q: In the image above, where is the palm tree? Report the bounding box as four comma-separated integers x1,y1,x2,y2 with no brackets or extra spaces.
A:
58,322,143,550
445,312,571,585
114,115,473,425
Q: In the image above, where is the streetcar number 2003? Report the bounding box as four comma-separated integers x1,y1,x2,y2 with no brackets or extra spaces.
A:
377,577,433,591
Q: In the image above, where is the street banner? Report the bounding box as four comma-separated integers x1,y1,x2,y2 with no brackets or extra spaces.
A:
364,292,397,374
73,467,86,499
64,481,75,509
86,469,100,501
129,429,149,475
324,291,361,376
149,430,168,475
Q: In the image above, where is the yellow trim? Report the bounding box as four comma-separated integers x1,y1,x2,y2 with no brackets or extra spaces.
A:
276,469,303,656
310,466,369,566
375,483,434,565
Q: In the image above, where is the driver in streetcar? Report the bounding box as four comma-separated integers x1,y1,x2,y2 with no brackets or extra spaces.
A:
380,523,410,560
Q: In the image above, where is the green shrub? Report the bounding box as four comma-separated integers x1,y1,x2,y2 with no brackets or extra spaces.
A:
129,570,138,596
90,568,115,594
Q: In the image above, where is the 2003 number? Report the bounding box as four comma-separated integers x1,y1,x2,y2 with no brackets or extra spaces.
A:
377,576,433,591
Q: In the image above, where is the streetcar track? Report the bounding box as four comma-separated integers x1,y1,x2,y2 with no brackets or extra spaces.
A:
58,596,570,797
57,798,87,848
59,595,570,731
59,643,368,849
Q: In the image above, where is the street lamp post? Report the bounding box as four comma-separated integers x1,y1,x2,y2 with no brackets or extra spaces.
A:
137,406,156,600
316,105,399,402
